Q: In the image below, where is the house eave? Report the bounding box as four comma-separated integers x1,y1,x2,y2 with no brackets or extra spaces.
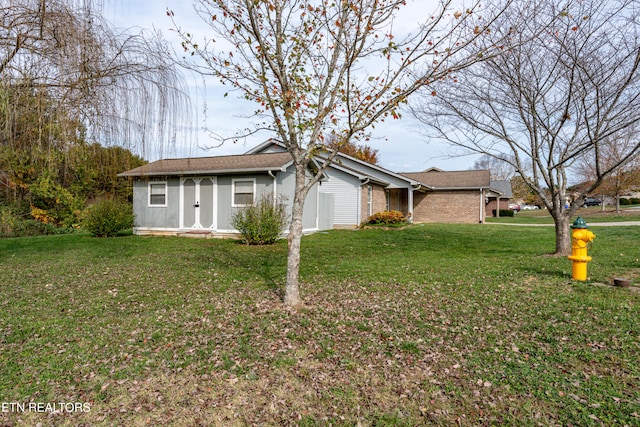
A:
360,177,390,187
428,186,491,191
411,183,432,192
247,138,422,188
118,165,291,178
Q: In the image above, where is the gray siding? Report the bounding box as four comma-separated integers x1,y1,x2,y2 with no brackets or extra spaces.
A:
319,168,360,226
260,144,287,154
133,178,181,229
333,156,412,188
318,193,334,230
132,167,321,235
218,175,274,231
302,175,318,230
277,165,319,231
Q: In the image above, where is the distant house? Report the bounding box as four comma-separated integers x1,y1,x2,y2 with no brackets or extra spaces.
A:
401,168,492,224
119,140,494,237
486,180,513,216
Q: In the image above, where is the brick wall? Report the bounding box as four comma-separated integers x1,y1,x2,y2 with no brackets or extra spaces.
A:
385,189,409,216
413,190,483,223
486,199,510,216
361,184,388,221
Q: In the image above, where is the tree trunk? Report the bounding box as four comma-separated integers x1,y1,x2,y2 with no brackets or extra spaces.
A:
284,162,307,307
553,210,572,256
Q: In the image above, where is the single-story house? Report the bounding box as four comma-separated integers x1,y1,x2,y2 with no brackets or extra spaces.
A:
486,180,513,216
118,139,500,237
400,167,492,224
117,150,327,236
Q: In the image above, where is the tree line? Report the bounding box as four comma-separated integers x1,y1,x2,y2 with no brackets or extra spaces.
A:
0,81,145,230
0,79,144,229
1,0,188,234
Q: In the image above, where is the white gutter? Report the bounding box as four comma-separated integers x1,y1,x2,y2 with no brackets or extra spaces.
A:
118,164,292,178
408,188,414,222
268,170,277,205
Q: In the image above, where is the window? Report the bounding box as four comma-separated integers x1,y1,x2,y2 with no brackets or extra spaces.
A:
233,179,255,206
149,182,167,206
367,185,373,217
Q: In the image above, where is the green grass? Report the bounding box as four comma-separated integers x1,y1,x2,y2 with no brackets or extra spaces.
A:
1,226,639,426
486,205,640,224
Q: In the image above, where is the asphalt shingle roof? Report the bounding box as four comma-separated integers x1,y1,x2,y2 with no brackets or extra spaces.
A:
490,180,513,197
401,169,491,189
118,152,293,177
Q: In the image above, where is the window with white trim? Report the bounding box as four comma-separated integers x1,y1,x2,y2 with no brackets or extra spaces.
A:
233,179,255,206
148,182,167,207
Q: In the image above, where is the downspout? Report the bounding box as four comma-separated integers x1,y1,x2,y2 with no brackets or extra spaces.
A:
479,189,484,224
268,170,277,205
359,179,369,225
316,182,320,230
408,188,414,223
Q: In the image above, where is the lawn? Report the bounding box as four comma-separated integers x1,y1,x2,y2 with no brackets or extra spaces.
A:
486,205,640,224
1,225,639,426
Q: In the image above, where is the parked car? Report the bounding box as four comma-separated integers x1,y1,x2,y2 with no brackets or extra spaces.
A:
521,204,539,210
508,203,521,212
583,197,601,207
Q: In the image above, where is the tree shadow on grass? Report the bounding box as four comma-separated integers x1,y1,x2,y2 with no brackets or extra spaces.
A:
256,252,286,300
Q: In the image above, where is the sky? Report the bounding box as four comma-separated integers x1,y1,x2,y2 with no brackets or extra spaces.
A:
103,0,482,173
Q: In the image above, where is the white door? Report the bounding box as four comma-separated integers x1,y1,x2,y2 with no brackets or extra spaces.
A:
181,178,216,229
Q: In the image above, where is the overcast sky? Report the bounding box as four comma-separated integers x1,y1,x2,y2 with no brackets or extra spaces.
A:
104,0,481,172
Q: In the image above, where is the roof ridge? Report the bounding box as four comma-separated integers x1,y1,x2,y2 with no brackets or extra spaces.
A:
153,151,291,162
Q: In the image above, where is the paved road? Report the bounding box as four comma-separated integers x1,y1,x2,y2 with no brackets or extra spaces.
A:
586,221,640,226
487,221,640,227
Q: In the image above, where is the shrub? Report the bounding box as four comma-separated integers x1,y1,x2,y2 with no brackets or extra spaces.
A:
231,194,288,245
28,176,84,227
1,205,74,237
13,219,58,237
493,209,515,217
0,206,17,236
364,210,406,226
620,198,630,205
30,206,54,224
631,198,640,205
83,199,133,237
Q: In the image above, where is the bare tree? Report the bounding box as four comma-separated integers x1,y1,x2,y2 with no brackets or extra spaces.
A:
472,154,515,181
575,129,640,211
413,0,640,255
170,0,516,306
1,0,191,158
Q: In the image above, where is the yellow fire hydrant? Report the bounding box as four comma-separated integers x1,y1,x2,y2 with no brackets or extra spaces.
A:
567,217,596,281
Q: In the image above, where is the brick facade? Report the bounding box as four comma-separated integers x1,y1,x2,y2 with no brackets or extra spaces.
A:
361,184,388,222
412,190,483,224
486,199,510,216
386,188,409,216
